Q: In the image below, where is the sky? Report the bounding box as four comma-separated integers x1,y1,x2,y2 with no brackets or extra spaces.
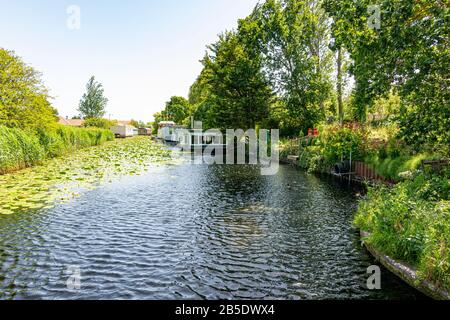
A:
0,0,260,122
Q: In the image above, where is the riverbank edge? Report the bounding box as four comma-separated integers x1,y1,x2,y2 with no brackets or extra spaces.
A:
360,231,449,300
280,157,449,300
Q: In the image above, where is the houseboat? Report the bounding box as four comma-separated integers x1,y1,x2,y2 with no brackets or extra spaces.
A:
178,130,227,151
110,125,138,138
157,122,188,143
138,127,152,136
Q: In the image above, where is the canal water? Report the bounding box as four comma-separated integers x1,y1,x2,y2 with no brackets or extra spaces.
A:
0,161,425,299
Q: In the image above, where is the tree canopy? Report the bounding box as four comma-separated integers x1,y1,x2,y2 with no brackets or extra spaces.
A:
198,31,273,130
164,96,191,125
0,48,57,131
242,0,334,132
185,0,336,135
157,0,448,149
78,76,108,119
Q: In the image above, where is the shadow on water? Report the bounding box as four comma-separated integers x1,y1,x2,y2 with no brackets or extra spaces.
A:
0,161,428,300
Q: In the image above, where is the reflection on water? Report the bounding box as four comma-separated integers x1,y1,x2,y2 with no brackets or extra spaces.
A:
0,162,426,300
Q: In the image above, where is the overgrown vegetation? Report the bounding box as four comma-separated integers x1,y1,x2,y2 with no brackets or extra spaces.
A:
0,125,114,174
355,172,450,292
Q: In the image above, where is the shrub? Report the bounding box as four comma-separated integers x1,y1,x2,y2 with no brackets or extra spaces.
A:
83,118,117,129
0,126,45,173
0,49,58,132
318,125,367,167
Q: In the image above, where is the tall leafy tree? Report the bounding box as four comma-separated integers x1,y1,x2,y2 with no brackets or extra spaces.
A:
243,0,334,132
78,76,108,119
164,96,191,125
0,48,57,131
188,63,216,128
324,0,449,148
205,31,273,130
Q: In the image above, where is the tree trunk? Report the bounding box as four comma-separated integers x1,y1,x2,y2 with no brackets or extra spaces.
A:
337,48,344,126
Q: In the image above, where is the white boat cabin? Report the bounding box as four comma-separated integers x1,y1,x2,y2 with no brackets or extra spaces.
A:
111,125,138,138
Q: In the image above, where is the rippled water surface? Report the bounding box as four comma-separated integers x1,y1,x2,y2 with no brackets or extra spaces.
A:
0,161,425,300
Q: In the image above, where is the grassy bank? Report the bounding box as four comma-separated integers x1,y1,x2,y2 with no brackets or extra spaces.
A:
355,172,449,293
280,124,449,295
0,125,114,174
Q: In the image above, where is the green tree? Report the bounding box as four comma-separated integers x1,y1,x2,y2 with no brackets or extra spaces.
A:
245,0,334,132
324,0,449,148
164,96,191,125
78,76,108,119
188,61,217,129
152,111,166,134
0,48,57,131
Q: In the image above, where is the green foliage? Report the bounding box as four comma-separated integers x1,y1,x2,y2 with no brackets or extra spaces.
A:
152,96,193,131
244,0,334,132
398,101,450,152
368,92,401,122
83,118,117,129
355,173,450,291
365,154,430,181
0,137,171,216
0,48,58,131
193,31,274,130
324,0,450,148
318,125,366,167
0,125,113,174
280,125,367,172
203,32,272,129
0,126,44,173
164,96,191,125
78,76,108,119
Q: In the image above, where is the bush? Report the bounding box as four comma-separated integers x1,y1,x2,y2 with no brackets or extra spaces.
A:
0,125,114,174
355,173,450,291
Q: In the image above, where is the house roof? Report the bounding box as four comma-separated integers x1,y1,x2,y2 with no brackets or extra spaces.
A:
58,117,134,127
58,117,85,127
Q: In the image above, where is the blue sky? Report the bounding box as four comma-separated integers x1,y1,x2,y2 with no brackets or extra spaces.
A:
0,0,259,122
